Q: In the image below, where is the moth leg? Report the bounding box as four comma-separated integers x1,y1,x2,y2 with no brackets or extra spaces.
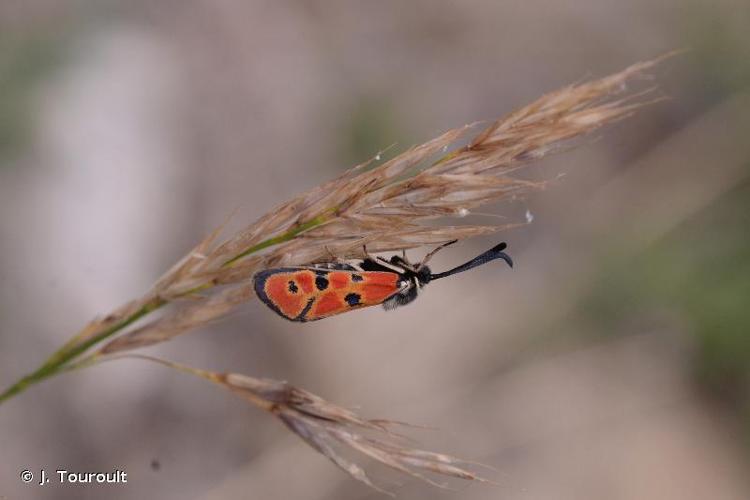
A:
389,254,418,272
362,244,373,260
399,248,419,269
363,243,393,267
358,245,399,272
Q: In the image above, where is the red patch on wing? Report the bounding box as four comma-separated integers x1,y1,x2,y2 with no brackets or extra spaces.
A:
360,272,401,303
328,272,350,289
295,271,314,293
312,291,343,316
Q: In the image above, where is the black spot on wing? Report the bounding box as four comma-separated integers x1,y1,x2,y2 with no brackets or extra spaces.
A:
351,274,364,282
315,275,329,291
344,293,361,306
288,280,298,294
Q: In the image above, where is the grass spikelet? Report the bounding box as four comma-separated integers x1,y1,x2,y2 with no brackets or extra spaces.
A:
112,354,492,494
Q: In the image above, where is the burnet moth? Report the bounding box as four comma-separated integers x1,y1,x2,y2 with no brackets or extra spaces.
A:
253,240,513,322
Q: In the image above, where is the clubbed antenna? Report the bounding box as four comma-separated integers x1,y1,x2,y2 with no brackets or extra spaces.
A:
429,242,513,281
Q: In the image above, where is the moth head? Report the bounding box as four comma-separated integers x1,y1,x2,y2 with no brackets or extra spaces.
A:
415,265,432,285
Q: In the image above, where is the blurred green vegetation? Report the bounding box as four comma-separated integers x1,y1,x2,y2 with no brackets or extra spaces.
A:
571,1,750,442
583,178,750,431
0,30,70,162
684,1,750,99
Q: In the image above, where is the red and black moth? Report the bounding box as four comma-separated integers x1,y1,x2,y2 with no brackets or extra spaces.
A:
253,240,513,322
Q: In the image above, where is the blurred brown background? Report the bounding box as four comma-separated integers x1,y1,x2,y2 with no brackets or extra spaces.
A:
1,1,750,499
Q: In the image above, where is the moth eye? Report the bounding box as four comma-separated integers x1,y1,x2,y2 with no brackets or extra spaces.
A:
315,275,329,291
344,293,361,306
287,280,299,294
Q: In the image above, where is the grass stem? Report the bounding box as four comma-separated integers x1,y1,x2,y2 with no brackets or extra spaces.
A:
0,219,329,405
